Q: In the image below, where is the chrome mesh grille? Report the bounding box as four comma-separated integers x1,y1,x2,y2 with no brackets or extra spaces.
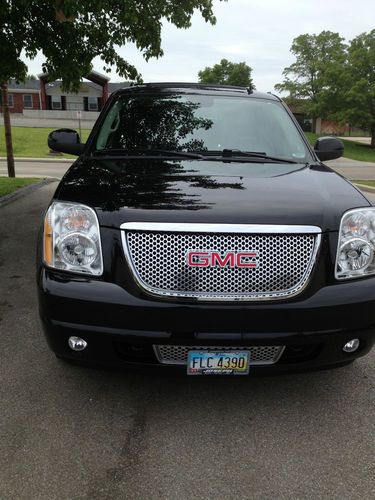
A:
122,224,320,301
154,345,285,365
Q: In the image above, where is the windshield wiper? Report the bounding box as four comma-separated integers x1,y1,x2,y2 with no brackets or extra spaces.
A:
92,148,300,163
210,149,298,164
92,148,204,160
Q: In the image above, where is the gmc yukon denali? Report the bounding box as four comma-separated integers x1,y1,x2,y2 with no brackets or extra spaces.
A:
37,83,375,375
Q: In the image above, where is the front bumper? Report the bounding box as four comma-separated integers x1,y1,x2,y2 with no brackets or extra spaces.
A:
38,269,375,373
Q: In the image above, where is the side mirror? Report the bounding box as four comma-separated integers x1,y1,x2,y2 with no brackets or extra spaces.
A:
314,136,344,161
48,128,85,155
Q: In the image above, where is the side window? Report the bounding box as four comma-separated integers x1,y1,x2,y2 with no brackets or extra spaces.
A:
265,103,306,159
96,101,120,149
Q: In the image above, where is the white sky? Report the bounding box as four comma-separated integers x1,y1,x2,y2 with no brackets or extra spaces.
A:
23,0,374,93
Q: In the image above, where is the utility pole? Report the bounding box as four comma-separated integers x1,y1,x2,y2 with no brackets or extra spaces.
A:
1,83,15,177
77,110,82,139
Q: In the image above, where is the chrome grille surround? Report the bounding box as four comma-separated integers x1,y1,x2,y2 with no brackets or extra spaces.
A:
154,345,285,365
121,223,321,301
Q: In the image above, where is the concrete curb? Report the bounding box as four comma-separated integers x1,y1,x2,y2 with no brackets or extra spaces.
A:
354,183,375,194
0,178,58,208
0,157,73,163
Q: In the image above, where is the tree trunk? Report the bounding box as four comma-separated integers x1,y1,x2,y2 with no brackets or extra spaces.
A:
1,84,15,177
371,125,375,148
312,117,317,134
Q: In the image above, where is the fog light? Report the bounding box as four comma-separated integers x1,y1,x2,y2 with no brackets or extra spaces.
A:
68,336,87,351
343,338,360,353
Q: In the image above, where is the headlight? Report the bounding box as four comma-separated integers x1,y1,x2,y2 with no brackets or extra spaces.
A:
335,208,375,279
44,202,103,276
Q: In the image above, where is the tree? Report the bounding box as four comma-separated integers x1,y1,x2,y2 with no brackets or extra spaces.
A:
0,84,15,177
336,30,375,147
275,31,347,132
198,59,254,88
115,98,213,151
0,0,224,176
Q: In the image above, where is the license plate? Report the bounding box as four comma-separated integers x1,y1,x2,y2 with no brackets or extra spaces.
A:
187,351,250,375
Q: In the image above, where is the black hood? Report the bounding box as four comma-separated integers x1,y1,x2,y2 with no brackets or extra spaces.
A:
54,157,370,232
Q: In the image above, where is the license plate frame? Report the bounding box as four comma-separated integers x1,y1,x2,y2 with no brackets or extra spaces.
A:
187,350,250,375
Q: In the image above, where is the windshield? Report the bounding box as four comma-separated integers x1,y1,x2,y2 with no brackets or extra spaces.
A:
94,93,312,163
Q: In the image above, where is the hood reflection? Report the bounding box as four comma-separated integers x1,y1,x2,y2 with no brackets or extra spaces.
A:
61,158,245,211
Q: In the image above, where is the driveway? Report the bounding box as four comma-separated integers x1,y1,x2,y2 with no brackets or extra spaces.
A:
0,183,374,500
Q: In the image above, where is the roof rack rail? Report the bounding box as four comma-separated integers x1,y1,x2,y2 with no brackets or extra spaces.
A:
139,82,249,93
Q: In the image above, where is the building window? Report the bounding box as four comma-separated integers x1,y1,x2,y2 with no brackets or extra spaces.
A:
51,95,62,110
0,93,14,107
23,94,33,109
88,96,98,111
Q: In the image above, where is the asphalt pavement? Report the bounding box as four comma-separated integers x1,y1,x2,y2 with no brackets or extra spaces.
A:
0,182,374,500
0,158,71,179
326,157,375,180
1,156,375,181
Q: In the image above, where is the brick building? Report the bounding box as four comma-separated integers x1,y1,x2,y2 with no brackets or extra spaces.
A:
0,79,41,113
0,71,127,114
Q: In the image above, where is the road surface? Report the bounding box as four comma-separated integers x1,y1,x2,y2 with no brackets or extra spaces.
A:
0,159,72,178
1,156,375,181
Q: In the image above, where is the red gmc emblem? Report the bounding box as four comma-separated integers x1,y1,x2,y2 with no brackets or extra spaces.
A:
187,251,258,268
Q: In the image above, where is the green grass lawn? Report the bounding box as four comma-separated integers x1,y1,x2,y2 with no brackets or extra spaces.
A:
305,132,375,163
0,177,41,197
352,180,375,188
0,126,91,158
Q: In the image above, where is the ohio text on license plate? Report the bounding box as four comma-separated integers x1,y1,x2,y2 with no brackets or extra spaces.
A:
187,351,250,375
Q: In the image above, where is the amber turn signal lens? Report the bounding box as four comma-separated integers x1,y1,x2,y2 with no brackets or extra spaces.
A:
44,216,53,266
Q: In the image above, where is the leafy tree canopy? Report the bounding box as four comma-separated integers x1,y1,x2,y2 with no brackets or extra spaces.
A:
0,0,223,90
113,97,213,151
335,30,375,146
198,58,254,88
275,31,347,120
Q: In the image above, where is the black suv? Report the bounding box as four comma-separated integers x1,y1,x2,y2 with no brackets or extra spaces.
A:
37,83,375,375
